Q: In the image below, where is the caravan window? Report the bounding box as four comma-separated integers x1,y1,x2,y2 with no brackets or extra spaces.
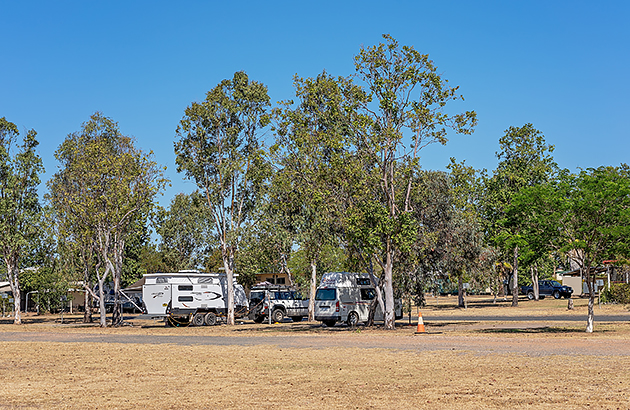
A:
360,288,376,300
178,285,193,291
315,289,336,300
357,278,371,286
178,296,193,302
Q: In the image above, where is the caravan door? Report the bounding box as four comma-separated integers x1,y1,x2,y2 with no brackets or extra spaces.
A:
143,282,172,315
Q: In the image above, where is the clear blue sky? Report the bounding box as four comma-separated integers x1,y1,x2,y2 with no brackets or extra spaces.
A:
2,1,628,206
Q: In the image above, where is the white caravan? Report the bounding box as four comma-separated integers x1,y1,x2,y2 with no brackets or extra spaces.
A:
142,271,248,326
314,272,403,327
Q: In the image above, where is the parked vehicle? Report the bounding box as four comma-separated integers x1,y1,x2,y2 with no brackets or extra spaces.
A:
248,283,308,323
314,272,403,327
142,270,248,326
521,280,573,300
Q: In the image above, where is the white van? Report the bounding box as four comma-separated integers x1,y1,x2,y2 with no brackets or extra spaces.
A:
314,272,402,327
142,271,248,326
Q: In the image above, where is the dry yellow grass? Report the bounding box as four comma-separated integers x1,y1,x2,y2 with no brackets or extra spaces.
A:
1,341,629,409
1,298,629,409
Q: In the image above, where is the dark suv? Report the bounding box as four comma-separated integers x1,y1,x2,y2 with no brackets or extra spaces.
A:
521,280,573,299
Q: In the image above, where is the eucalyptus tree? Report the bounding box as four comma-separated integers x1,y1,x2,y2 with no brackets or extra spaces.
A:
0,117,44,324
175,71,271,325
482,124,556,306
49,113,166,327
155,191,214,272
348,35,477,328
446,159,484,307
512,166,630,332
272,72,362,320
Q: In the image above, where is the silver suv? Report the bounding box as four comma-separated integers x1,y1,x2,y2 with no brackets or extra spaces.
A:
248,284,309,323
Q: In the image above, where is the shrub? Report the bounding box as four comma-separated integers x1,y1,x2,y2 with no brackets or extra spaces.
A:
601,283,630,304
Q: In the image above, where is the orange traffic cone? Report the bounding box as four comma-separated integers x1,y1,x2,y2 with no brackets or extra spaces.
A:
415,311,426,334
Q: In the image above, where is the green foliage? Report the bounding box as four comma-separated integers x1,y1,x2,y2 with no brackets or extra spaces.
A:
0,117,44,323
20,267,68,313
600,283,630,304
48,112,167,325
175,71,271,324
155,191,214,272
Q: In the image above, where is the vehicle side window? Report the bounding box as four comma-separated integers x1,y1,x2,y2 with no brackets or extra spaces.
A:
178,296,193,302
360,288,376,300
178,285,193,291
357,278,371,286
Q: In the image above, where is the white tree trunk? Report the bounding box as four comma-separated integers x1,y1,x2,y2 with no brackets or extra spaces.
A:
97,276,107,327
586,273,595,333
512,246,519,307
223,249,235,326
383,251,395,329
531,266,540,300
308,260,316,321
3,257,22,325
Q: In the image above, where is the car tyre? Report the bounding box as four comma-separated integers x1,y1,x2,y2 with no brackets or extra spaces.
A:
291,316,303,323
527,291,535,300
553,290,561,299
347,311,359,327
272,308,285,323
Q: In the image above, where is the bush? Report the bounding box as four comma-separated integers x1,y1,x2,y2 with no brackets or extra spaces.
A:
600,283,630,304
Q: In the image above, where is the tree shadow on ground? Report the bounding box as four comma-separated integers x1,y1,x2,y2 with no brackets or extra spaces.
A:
476,326,589,334
426,321,479,328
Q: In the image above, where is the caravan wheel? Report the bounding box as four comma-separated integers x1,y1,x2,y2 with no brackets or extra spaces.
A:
204,312,217,326
192,313,205,326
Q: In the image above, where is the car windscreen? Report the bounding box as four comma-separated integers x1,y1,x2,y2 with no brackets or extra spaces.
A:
315,288,336,300
550,281,562,287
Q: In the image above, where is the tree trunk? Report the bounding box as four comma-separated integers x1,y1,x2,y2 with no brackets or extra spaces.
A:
383,250,395,329
586,269,595,333
97,277,107,327
111,239,124,326
281,253,294,286
308,260,316,322
457,276,465,307
512,246,519,307
223,248,235,326
83,289,92,323
531,266,540,300
4,258,22,325
366,266,385,327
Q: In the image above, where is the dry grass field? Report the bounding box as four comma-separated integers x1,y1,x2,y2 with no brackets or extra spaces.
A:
1,296,629,409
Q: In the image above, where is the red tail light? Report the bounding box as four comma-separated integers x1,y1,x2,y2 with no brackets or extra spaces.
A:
336,301,340,312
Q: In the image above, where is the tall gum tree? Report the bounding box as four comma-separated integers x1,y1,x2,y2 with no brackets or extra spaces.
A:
175,71,271,325
272,73,362,321
0,118,44,324
482,124,556,307
349,35,477,329
49,113,166,327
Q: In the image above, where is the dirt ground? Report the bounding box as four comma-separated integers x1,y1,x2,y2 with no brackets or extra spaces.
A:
1,296,629,409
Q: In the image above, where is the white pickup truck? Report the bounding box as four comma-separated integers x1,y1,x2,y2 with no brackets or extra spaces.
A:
248,284,309,323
